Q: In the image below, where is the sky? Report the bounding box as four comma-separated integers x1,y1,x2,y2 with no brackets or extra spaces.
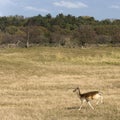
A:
0,0,120,20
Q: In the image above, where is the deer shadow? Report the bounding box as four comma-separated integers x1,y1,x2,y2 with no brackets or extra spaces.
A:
66,106,79,110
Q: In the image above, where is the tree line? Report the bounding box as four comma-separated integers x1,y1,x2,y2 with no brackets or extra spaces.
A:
0,14,120,48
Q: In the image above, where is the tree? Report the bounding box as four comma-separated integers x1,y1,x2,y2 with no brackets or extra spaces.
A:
6,26,18,35
74,25,97,47
0,17,8,31
111,31,120,44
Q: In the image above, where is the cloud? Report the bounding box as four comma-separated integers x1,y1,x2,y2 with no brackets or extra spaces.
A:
25,6,49,13
53,1,87,9
110,5,120,9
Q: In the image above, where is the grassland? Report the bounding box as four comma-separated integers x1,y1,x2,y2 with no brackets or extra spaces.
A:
0,46,120,120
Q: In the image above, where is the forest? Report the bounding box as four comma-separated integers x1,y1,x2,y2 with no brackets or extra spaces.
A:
0,13,120,48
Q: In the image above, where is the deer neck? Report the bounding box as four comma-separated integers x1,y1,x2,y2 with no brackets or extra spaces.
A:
76,88,81,98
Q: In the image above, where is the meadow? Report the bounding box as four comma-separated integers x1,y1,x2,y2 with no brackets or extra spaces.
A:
0,46,120,120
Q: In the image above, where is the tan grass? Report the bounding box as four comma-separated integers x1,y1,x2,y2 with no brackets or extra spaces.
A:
0,47,120,120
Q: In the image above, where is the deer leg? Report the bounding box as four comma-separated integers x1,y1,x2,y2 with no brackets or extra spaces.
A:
79,101,84,110
96,99,100,105
96,96,103,105
87,101,94,110
100,96,103,103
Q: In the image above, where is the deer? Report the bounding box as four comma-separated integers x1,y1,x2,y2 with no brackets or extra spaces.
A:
73,87,103,110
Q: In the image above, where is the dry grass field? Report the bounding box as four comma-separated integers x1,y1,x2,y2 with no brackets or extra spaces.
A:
0,46,120,120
